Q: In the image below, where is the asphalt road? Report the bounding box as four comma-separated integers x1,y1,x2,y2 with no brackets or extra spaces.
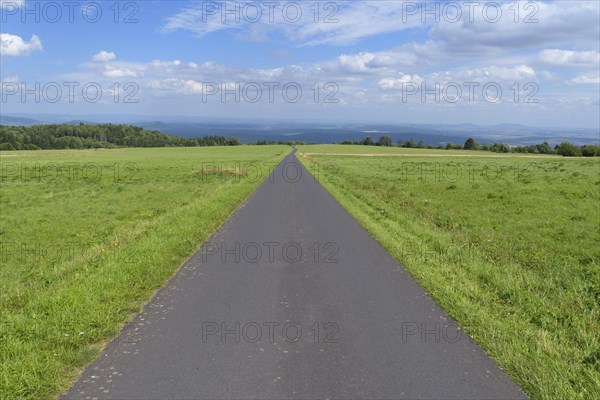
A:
64,149,527,399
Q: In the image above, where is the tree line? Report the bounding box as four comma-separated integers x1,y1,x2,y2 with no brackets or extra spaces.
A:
339,135,600,157
2,124,598,157
0,124,241,150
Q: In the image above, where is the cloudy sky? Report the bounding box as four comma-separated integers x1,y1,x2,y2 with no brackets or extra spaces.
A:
1,0,599,128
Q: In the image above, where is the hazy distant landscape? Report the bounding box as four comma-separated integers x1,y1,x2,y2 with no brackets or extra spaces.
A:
2,114,599,147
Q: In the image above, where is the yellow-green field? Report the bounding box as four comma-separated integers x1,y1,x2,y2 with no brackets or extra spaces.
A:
298,144,600,400
0,146,289,399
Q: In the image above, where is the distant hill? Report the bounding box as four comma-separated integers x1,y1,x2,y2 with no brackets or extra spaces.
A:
0,116,42,126
1,115,598,146
63,120,97,126
133,121,475,146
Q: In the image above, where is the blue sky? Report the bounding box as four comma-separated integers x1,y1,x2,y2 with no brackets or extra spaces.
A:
1,0,599,128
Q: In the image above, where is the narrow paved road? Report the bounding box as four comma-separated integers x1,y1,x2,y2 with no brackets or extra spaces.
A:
64,150,527,399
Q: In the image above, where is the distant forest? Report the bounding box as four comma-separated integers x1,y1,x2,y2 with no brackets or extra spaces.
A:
341,135,600,157
0,124,241,150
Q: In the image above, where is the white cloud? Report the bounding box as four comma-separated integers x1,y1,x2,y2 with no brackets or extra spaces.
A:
181,80,205,93
538,49,600,68
378,74,424,89
336,52,377,73
378,65,537,93
92,51,116,62
294,1,424,46
0,0,24,9
430,1,600,54
447,65,537,82
161,1,600,53
569,74,600,85
1,74,19,82
103,66,141,78
40,0,600,129
149,59,185,73
161,2,241,37
162,1,425,46
148,78,205,94
0,33,42,56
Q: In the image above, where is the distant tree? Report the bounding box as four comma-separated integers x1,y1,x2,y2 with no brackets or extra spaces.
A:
0,124,241,150
463,138,480,150
0,142,15,150
446,142,462,150
378,135,392,147
513,146,530,154
536,141,554,154
396,139,404,147
581,145,600,157
481,144,490,151
340,140,354,145
513,141,557,155
359,136,374,146
225,137,240,146
491,142,510,153
417,140,426,148
555,141,582,157
404,139,417,148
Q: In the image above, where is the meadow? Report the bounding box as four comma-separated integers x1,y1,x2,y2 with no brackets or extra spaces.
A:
0,146,288,399
298,144,600,400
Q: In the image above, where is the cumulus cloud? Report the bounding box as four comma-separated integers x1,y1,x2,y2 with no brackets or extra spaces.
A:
378,74,424,89
336,52,378,73
147,78,205,94
378,65,537,93
0,33,42,56
569,74,600,85
48,1,598,127
538,49,600,68
443,65,537,82
92,51,116,62
156,0,600,92
103,66,141,78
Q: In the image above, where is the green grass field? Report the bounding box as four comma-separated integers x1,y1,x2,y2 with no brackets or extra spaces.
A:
0,146,289,399
298,144,600,400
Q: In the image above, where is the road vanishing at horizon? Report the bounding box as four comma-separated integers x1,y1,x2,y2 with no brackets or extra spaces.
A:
64,149,527,399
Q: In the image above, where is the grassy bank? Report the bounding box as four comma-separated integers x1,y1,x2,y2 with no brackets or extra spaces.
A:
0,146,288,399
298,144,600,399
